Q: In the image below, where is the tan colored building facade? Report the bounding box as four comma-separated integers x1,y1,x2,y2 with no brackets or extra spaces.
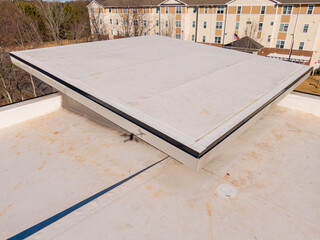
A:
87,0,320,66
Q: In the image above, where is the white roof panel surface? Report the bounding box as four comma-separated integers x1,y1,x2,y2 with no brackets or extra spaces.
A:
0,106,167,240
3,98,320,239
10,36,312,168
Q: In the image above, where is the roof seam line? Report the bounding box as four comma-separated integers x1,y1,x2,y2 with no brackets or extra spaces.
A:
7,156,169,240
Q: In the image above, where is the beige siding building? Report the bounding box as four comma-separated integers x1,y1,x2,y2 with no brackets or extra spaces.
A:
87,0,320,66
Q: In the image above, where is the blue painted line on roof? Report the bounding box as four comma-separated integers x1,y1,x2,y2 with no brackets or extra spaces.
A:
8,156,168,240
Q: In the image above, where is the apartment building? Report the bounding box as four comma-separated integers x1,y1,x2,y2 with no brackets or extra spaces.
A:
87,0,320,66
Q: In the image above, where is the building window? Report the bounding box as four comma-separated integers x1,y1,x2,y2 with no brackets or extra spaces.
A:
116,19,119,25
217,6,224,14
110,19,112,24
156,20,159,26
282,5,292,15
176,20,181,28
99,19,102,24
111,29,113,35
176,7,182,14
144,20,147,26
125,30,128,36
133,8,137,13
215,36,221,43
237,6,241,14
303,24,309,33
279,23,289,32
202,36,206,42
216,21,223,29
115,8,118,13
276,40,285,48
109,8,111,13
156,7,159,13
166,20,169,27
204,7,208,14
261,6,266,14
258,22,263,31
235,22,239,30
117,30,119,36
267,35,271,42
192,34,195,41
134,19,138,25
307,5,314,14
165,7,169,14
270,21,274,26
98,8,101,14
91,8,94,14
123,8,128,13
193,7,197,13
192,21,196,28
203,21,207,28
143,8,146,13
176,34,181,39
299,42,304,50
124,19,128,25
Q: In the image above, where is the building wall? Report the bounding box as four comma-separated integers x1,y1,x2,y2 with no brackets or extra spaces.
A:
87,0,320,66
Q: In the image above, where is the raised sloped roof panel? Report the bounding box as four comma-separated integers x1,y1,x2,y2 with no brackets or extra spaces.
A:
10,36,312,169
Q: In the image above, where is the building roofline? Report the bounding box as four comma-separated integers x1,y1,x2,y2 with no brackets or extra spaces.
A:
275,0,320,4
158,0,188,6
89,0,230,8
86,0,105,9
88,0,319,8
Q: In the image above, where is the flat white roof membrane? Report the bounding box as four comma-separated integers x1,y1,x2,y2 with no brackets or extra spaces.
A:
10,35,312,169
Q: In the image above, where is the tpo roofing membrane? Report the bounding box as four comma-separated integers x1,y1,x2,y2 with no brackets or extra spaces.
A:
10,35,312,169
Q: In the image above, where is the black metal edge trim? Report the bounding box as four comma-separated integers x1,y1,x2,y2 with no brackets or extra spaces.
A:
199,67,313,158
10,53,200,158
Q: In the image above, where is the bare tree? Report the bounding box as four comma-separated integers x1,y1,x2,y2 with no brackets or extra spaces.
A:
88,5,109,40
242,20,262,53
160,16,175,37
0,49,55,106
16,3,44,47
68,1,91,42
0,1,44,50
118,8,155,38
0,53,13,103
0,0,91,106
244,20,258,39
35,0,69,45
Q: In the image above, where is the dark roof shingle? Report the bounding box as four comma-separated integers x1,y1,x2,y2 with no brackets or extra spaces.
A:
224,36,264,50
